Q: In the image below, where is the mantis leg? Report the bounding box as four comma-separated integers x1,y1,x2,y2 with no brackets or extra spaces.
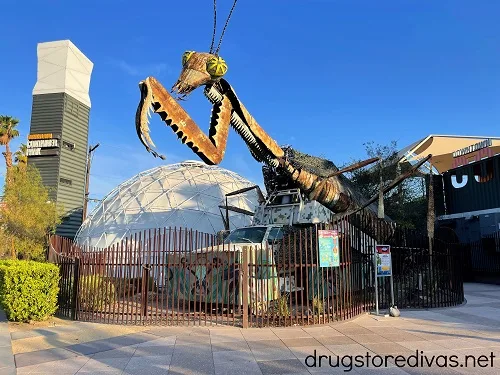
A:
136,76,232,165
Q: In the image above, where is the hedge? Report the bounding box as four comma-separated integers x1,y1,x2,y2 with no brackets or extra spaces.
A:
79,275,116,312
0,260,60,322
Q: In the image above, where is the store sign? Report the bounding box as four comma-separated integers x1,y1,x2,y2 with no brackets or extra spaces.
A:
376,245,392,277
452,139,492,158
27,134,60,157
28,133,54,140
318,230,340,268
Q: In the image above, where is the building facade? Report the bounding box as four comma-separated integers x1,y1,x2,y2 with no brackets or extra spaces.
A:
398,135,500,243
27,40,93,239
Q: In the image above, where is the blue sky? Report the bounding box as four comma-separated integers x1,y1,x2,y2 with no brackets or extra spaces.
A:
1,0,499,211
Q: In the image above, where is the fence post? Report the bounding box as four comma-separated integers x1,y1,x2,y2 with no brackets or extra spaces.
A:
141,265,149,318
242,249,249,329
71,258,80,321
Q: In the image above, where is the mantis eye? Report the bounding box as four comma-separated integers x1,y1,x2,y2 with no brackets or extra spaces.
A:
182,51,195,66
206,56,228,78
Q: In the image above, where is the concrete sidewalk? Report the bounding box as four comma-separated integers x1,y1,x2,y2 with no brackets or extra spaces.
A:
0,309,16,375
10,283,500,374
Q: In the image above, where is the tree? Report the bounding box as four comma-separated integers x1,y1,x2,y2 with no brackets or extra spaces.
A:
0,164,63,261
0,116,20,183
14,143,27,168
344,141,428,232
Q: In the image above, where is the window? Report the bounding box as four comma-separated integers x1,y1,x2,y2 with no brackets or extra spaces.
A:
60,178,72,186
224,227,267,244
267,227,284,244
63,141,75,151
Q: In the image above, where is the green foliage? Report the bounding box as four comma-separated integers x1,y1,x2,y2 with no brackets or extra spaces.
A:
0,165,63,261
345,140,427,231
79,275,116,311
0,260,60,322
312,296,324,314
274,292,290,318
0,115,20,146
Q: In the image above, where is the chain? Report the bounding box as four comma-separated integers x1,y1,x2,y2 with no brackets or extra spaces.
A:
209,0,217,53
214,0,238,55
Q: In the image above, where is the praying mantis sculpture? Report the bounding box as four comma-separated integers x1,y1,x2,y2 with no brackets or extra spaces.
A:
135,51,431,216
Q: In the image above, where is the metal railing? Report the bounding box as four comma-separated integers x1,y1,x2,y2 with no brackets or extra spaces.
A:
49,212,466,327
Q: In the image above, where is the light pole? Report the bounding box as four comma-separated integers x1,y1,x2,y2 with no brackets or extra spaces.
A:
83,143,100,221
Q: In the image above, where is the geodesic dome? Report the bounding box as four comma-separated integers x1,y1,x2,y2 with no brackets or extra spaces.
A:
75,160,260,248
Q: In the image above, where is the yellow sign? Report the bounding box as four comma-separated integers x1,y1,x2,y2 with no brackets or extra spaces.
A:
28,133,53,140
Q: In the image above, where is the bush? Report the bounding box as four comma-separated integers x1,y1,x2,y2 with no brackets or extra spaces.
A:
0,260,60,322
79,275,116,311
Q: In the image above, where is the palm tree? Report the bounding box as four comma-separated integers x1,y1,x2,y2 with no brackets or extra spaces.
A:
0,116,20,183
14,143,28,168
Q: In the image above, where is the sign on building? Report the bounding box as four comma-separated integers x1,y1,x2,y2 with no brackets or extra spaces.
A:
318,229,340,268
27,133,60,157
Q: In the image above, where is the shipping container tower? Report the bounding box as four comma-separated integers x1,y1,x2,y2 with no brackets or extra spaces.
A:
27,40,93,239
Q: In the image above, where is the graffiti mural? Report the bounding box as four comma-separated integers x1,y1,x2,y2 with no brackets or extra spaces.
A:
165,246,280,307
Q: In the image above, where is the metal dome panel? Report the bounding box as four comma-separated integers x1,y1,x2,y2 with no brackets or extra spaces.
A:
75,161,259,248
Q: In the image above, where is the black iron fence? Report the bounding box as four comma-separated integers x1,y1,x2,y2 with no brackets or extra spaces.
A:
49,212,465,327
462,231,500,284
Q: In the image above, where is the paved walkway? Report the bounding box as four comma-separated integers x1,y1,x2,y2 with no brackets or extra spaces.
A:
0,309,16,375
9,283,500,374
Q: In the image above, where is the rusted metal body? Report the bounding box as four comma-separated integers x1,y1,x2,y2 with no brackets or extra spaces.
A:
136,51,430,216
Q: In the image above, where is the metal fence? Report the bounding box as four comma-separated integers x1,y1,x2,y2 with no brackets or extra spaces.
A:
462,231,500,284
49,212,465,327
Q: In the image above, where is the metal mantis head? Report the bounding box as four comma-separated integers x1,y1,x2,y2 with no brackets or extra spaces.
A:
171,51,228,98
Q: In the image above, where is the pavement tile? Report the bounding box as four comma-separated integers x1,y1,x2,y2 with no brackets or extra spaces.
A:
436,338,488,350
335,326,373,335
289,345,333,359
14,356,90,375
248,339,288,350
242,330,279,341
133,345,175,356
349,334,391,344
136,336,176,347
302,326,344,337
316,335,356,346
15,347,79,368
0,366,16,375
211,340,250,352
355,367,411,374
213,349,255,364
175,334,212,345
366,327,407,335
252,348,296,361
397,340,448,351
92,346,137,359
381,333,426,342
326,343,376,356
124,354,172,374
77,357,131,372
363,342,415,355
271,328,312,339
281,337,321,347
169,352,215,375
172,343,212,355
214,360,263,375
257,358,306,374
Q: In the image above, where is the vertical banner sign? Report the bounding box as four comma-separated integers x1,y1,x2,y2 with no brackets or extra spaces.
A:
376,245,392,277
318,230,340,268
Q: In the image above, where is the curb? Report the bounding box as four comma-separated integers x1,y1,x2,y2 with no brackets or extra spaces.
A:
0,309,16,375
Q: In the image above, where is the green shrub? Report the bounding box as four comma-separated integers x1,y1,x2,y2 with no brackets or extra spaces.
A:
79,275,116,311
0,260,60,322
